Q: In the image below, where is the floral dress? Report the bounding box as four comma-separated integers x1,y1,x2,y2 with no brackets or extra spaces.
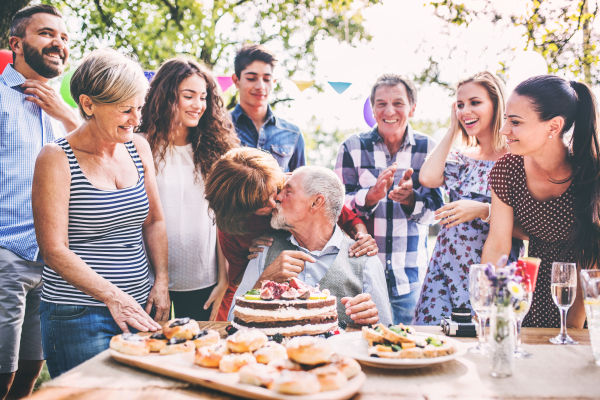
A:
413,151,523,325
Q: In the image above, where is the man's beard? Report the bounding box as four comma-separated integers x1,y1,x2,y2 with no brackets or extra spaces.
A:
270,203,294,231
23,40,66,79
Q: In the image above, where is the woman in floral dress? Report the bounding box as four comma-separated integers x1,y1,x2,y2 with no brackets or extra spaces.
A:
413,72,525,325
483,75,600,328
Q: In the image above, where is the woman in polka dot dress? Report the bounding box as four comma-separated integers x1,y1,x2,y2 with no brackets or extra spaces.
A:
483,75,600,329
413,72,525,325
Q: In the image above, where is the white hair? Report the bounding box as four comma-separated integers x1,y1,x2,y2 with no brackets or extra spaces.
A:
295,166,345,225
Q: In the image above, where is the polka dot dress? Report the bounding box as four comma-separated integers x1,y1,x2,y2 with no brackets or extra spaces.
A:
489,154,574,328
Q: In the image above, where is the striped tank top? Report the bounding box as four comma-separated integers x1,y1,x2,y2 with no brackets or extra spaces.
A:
41,137,152,306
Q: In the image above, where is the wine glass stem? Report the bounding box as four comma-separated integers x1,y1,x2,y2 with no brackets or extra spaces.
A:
516,319,523,348
560,308,568,338
479,315,486,345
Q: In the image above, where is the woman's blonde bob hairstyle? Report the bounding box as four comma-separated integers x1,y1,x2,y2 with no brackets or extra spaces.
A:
70,48,148,120
456,71,507,152
205,148,284,236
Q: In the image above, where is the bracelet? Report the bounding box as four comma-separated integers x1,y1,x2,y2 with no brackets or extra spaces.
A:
483,203,491,223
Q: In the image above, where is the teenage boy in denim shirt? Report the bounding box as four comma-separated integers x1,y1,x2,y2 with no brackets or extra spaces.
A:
231,44,305,172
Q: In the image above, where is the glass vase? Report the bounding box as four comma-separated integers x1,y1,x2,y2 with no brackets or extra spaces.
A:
488,304,515,378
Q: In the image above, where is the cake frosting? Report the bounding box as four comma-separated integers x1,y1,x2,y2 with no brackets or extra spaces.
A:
233,279,339,336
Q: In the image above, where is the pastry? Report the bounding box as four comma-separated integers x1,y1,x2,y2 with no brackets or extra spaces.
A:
238,363,279,387
226,329,268,353
159,337,195,355
285,336,332,365
146,332,168,353
109,333,151,356
254,341,287,364
309,365,348,391
329,354,361,379
191,329,220,349
219,353,257,373
162,317,200,340
269,370,321,395
267,358,303,372
194,343,229,368
364,324,456,359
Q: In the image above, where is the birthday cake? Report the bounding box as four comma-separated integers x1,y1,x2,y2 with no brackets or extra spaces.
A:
232,278,338,336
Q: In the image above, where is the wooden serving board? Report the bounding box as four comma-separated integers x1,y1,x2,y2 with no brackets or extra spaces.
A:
110,350,366,400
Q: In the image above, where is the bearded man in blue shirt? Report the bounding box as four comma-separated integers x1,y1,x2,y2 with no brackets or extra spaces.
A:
0,5,78,399
231,44,306,172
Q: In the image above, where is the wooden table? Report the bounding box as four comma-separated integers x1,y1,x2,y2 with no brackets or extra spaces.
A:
28,322,599,400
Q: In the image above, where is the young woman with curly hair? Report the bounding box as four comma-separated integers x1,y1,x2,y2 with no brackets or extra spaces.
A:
138,58,239,321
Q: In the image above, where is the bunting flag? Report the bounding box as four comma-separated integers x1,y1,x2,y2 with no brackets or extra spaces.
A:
327,81,352,94
144,71,156,82
291,80,315,92
217,76,234,92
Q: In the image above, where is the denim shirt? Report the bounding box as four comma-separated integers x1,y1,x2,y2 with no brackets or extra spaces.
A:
231,104,306,172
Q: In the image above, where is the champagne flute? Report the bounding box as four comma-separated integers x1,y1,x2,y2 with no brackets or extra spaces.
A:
469,264,494,354
549,262,578,345
513,288,533,357
513,257,541,358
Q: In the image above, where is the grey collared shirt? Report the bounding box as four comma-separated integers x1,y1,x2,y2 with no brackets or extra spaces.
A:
228,225,393,325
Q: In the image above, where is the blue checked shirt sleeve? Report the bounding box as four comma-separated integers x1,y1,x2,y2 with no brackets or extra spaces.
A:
404,185,443,225
335,142,379,217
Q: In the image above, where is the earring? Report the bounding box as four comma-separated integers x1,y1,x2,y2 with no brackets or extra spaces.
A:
548,135,552,139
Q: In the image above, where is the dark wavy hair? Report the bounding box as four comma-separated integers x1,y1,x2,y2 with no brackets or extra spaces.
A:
515,75,600,269
138,57,239,180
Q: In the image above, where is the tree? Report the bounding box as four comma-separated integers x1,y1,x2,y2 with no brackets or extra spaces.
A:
1,0,32,49
40,0,375,70
425,0,599,85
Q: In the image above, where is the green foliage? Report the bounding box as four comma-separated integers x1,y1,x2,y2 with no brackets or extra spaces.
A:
303,117,359,169
42,0,376,73
33,362,50,392
411,117,449,137
427,0,599,85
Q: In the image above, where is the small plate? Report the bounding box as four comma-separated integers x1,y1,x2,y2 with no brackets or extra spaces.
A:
328,331,467,369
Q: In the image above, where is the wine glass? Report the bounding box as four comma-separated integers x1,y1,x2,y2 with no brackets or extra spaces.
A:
513,257,541,358
549,262,578,345
469,264,494,354
513,288,533,357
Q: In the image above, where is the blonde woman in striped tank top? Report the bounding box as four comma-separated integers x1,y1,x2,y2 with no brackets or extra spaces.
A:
32,49,169,378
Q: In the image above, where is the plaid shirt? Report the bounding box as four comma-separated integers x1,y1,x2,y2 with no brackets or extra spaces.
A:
335,125,443,297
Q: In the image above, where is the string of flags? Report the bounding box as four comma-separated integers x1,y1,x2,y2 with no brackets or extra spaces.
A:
54,67,374,127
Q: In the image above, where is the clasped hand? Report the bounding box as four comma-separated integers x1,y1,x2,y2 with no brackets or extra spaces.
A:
365,163,415,207
435,200,489,228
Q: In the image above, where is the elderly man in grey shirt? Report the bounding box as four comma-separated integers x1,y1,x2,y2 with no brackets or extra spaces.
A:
228,166,392,326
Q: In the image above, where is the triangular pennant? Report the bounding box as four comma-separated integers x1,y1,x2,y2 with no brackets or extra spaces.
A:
144,71,156,82
327,81,352,94
217,76,234,92
291,80,315,92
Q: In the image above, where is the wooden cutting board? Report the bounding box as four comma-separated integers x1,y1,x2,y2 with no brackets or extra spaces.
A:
110,350,366,400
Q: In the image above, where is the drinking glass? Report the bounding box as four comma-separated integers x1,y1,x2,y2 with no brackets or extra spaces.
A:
513,257,541,358
549,262,578,345
513,289,533,357
580,270,600,366
469,264,494,354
